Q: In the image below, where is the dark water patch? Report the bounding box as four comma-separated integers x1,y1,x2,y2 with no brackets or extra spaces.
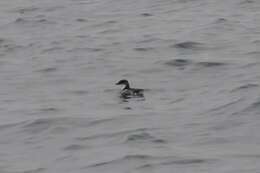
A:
69,90,88,96
162,159,206,165
195,61,227,68
106,20,117,24
239,0,254,5
164,59,192,68
15,17,27,23
172,41,204,49
249,99,260,108
76,18,88,22
126,132,154,141
1,43,24,52
252,40,260,44
14,17,55,25
87,48,104,52
134,47,154,51
214,18,228,23
136,158,210,171
0,38,5,45
22,118,53,134
170,98,185,104
12,6,40,14
36,67,58,73
140,13,153,17
63,144,86,151
152,139,166,143
137,163,154,169
126,132,166,144
39,107,59,113
246,51,260,55
35,19,49,23
231,84,259,92
243,99,260,112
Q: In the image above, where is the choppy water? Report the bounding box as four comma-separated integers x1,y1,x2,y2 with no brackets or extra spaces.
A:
0,0,260,172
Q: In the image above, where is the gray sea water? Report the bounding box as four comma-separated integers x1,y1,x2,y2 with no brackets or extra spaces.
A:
0,0,260,172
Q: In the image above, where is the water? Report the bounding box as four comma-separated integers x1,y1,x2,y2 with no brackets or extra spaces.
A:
0,0,260,172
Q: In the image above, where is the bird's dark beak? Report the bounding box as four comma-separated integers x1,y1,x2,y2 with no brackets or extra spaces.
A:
116,82,120,85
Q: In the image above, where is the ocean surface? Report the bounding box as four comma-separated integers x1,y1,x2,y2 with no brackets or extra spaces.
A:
0,0,260,172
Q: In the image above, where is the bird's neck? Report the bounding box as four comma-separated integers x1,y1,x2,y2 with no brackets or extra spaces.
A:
123,84,130,90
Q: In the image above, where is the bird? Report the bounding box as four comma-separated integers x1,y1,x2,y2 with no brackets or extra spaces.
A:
116,79,144,99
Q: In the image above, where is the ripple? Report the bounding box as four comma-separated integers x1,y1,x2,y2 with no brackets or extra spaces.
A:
13,17,56,27
207,99,244,113
239,0,255,4
92,20,117,28
231,84,259,92
87,154,158,168
164,59,192,68
196,61,227,68
13,6,40,14
133,47,154,51
127,132,153,141
63,144,86,151
243,99,260,112
140,13,153,17
0,42,24,52
164,59,226,69
41,46,64,54
136,158,215,170
67,47,105,53
126,132,166,143
22,118,53,134
214,18,228,23
172,41,204,49
15,17,27,23
39,107,59,112
36,67,58,73
246,51,260,55
162,159,206,165
76,128,156,141
76,18,88,22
